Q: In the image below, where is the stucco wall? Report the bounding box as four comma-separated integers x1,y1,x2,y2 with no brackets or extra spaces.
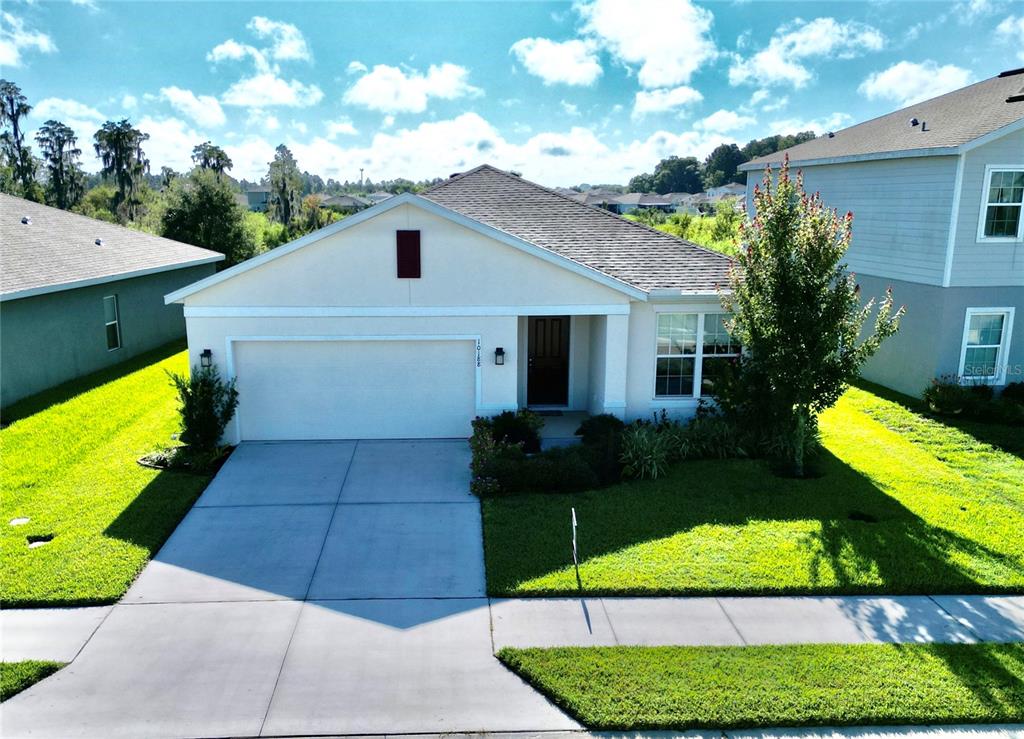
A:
1,263,216,408
859,274,1023,396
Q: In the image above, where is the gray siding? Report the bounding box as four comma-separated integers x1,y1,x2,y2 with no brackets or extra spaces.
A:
1,264,215,408
745,156,958,285
858,274,1023,396
950,128,1024,287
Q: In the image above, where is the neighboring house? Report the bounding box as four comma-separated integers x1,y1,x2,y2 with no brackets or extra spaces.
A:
244,187,270,212
321,194,372,212
705,183,747,200
611,193,675,215
739,67,1024,397
166,165,735,442
0,194,224,408
366,191,394,204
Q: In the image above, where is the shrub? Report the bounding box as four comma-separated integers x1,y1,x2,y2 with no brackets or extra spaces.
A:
924,377,975,415
575,414,626,445
620,424,672,480
490,410,544,453
1000,382,1024,405
681,412,749,460
922,377,1023,426
167,366,239,454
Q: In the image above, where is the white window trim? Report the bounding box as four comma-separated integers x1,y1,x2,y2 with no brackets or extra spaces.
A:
652,310,739,401
103,295,121,352
958,306,1015,385
976,165,1024,243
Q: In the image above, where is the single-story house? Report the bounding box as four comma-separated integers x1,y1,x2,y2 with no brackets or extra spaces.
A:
366,191,394,204
321,194,372,212
244,187,270,212
1,194,224,408
705,183,747,199
166,165,736,442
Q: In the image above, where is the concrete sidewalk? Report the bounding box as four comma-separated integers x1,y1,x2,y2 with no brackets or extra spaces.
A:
490,595,1024,648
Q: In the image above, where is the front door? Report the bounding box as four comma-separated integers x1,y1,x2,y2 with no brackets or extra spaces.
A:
527,316,570,406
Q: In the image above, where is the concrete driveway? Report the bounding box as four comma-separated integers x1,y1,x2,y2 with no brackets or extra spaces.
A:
1,440,577,738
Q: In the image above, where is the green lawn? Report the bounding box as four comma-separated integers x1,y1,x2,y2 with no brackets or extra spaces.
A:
1,661,63,701
499,643,1024,730
0,343,212,607
483,385,1024,596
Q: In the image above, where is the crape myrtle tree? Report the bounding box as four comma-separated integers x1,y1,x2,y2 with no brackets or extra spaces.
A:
722,156,904,477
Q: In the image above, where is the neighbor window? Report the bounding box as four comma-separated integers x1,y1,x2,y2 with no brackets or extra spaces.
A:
103,295,121,351
979,168,1024,240
959,308,1014,384
655,312,740,398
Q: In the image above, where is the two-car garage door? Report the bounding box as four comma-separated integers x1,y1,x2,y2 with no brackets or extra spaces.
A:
232,339,477,440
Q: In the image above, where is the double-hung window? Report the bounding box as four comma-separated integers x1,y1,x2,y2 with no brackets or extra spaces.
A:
978,167,1024,241
655,312,740,398
959,307,1014,384
103,295,121,351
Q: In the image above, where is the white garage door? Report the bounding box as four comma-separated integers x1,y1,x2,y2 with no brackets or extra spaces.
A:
232,339,477,440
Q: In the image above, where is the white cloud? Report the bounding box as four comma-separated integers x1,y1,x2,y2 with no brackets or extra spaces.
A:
560,100,580,116
632,85,702,119
160,86,226,128
135,116,207,173
996,16,1024,60
0,12,56,68
749,89,770,106
730,17,885,88
576,0,716,88
768,111,852,135
762,95,789,113
858,60,973,107
121,94,138,110
953,0,999,23
70,0,99,10
28,98,105,162
347,60,368,75
247,16,311,62
223,135,277,180
207,39,269,72
222,73,324,108
343,63,482,114
246,108,281,131
291,120,307,134
694,109,756,133
509,37,602,86
325,117,357,139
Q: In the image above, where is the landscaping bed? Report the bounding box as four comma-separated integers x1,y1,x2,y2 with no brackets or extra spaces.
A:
482,385,1024,596
1,661,63,702
498,643,1024,730
0,342,215,608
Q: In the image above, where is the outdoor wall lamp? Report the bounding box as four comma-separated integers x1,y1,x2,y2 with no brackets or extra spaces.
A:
494,347,505,366
200,349,213,368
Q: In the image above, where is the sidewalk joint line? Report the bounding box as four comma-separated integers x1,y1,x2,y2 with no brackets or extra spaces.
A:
714,597,748,646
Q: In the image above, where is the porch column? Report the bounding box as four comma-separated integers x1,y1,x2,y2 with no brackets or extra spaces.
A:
599,313,629,418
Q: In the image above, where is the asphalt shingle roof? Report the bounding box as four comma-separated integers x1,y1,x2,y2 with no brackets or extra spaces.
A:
421,165,734,293
1,193,224,299
742,69,1024,169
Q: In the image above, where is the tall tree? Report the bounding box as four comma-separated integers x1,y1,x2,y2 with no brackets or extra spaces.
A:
191,141,233,175
703,143,749,189
652,156,702,194
267,144,301,226
721,158,903,476
0,79,39,199
35,120,85,209
93,119,150,222
161,168,258,266
741,131,816,160
160,166,178,189
627,172,655,193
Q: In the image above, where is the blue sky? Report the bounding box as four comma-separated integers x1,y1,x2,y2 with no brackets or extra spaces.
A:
3,0,1022,185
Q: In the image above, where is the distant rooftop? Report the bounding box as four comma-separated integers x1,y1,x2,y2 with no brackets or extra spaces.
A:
741,68,1024,169
1,194,224,301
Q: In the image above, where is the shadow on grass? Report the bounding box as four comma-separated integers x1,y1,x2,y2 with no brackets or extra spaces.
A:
103,466,211,555
1,339,186,426
483,447,1024,597
853,378,1024,459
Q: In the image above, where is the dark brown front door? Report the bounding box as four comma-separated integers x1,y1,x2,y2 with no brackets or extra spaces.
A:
527,316,570,406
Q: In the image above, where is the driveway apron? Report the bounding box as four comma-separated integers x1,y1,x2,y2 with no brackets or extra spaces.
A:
0,440,576,738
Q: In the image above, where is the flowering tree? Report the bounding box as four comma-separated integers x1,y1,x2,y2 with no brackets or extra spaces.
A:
722,156,904,476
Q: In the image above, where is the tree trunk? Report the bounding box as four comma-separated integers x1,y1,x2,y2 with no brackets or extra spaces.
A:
792,409,806,478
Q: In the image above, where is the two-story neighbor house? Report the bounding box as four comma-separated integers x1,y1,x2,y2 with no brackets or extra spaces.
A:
740,67,1024,397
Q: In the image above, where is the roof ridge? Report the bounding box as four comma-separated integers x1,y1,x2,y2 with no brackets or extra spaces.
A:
426,164,734,266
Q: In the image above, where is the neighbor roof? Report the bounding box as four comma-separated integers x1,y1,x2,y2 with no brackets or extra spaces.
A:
1,194,224,301
740,68,1024,170
421,165,733,293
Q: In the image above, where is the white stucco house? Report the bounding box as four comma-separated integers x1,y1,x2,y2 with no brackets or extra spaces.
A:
166,165,736,442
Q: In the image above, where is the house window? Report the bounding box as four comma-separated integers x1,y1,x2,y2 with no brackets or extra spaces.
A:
103,295,121,351
396,230,421,278
655,312,739,398
959,308,1014,384
979,168,1024,240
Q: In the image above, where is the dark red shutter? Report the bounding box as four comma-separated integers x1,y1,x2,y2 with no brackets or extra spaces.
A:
396,230,421,278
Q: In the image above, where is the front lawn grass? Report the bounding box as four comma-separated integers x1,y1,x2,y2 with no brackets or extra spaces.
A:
1,661,63,701
498,643,1024,730
0,342,212,607
482,385,1024,596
